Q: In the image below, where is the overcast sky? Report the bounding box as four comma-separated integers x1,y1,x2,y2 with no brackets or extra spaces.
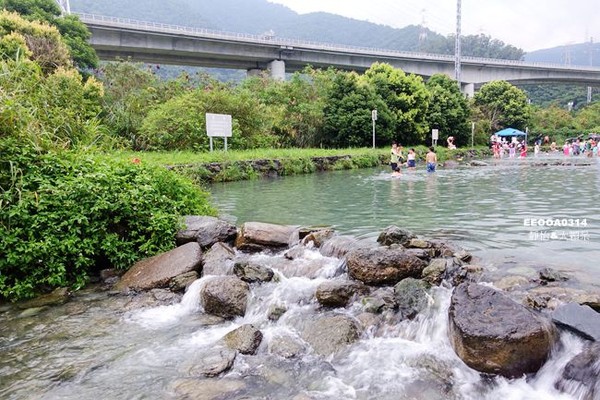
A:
267,0,599,52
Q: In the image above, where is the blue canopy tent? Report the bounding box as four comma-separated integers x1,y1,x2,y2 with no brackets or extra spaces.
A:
495,128,528,144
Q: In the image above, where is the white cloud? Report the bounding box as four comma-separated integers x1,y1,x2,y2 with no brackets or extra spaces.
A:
268,0,600,52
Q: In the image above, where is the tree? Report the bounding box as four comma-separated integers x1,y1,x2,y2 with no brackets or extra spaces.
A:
321,70,393,147
425,74,470,146
0,0,98,68
363,62,430,144
473,80,531,132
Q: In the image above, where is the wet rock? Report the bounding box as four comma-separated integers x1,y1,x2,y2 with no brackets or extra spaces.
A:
17,287,70,309
347,247,427,285
301,314,360,356
316,280,369,308
319,235,362,259
235,222,298,252
169,271,199,293
469,160,488,166
429,240,458,258
268,334,306,358
222,324,263,355
404,248,434,261
150,288,182,305
360,287,397,313
17,306,48,318
377,225,416,246
202,242,235,276
453,250,472,262
448,283,557,378
494,275,530,291
284,245,306,260
184,346,237,377
116,242,202,291
355,312,381,331
552,303,600,341
539,267,569,283
445,263,483,286
171,377,245,398
267,304,287,321
406,238,431,249
300,228,336,248
394,278,432,320
175,215,237,248
233,261,274,283
422,259,448,286
556,343,600,400
200,276,250,319
100,269,120,282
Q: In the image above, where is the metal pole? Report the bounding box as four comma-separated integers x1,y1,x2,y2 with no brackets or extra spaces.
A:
471,122,475,148
209,137,213,152
454,0,462,85
224,137,228,152
372,119,376,149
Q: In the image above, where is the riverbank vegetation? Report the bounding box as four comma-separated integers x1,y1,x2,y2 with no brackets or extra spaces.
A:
0,2,598,300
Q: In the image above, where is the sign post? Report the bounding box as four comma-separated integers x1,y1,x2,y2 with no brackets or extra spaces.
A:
206,113,232,152
371,109,377,149
431,129,439,147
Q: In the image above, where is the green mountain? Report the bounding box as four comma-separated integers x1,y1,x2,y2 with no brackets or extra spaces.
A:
524,42,600,67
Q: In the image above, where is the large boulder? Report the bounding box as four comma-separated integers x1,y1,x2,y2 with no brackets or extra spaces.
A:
182,346,237,377
448,283,557,378
301,314,360,356
233,261,274,283
346,247,427,285
319,236,368,259
202,242,236,276
377,225,416,246
556,343,600,400
222,324,263,355
116,242,202,291
235,222,298,252
316,280,369,308
176,216,237,248
200,276,250,319
552,303,600,341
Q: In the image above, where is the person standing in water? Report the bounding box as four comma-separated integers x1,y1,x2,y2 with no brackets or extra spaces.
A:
407,148,416,170
390,142,401,176
426,146,437,172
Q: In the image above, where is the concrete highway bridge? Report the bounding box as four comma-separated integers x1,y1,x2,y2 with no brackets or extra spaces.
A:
77,13,600,96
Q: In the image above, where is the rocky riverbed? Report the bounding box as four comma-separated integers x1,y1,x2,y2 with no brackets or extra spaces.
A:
1,216,599,400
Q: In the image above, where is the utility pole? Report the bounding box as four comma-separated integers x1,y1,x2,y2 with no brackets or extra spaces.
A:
454,0,462,86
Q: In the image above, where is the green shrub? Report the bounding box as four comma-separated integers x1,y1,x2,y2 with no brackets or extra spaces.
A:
0,142,216,301
280,157,316,175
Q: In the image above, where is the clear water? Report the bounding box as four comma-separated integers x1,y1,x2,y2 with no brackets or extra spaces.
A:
210,156,600,285
1,155,599,400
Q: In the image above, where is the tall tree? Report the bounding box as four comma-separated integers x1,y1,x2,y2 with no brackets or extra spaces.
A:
425,74,470,146
363,62,430,144
0,0,98,68
473,80,531,132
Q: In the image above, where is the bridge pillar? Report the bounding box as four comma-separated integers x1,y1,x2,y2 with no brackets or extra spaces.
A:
461,83,475,98
268,60,286,81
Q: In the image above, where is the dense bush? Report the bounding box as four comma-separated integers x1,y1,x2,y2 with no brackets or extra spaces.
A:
0,142,216,301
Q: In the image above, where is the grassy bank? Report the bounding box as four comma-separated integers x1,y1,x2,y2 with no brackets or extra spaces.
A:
109,146,492,184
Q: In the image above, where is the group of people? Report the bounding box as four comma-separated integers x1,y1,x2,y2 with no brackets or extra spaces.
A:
390,142,437,176
561,138,600,157
490,137,528,159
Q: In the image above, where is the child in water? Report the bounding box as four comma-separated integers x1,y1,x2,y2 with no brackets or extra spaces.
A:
407,148,416,170
426,147,437,172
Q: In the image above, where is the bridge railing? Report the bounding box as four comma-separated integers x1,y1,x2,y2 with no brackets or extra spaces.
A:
75,12,600,72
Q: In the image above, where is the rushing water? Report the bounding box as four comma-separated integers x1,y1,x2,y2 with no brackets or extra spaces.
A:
1,156,599,400
210,156,600,285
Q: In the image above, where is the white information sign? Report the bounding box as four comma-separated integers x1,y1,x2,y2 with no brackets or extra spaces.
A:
431,129,439,140
206,113,232,137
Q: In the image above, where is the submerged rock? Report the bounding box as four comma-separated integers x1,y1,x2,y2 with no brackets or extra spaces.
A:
448,282,557,378
116,242,202,291
301,314,360,356
200,276,249,319
17,287,70,309
346,247,427,285
175,215,237,248
183,346,237,377
171,378,245,399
